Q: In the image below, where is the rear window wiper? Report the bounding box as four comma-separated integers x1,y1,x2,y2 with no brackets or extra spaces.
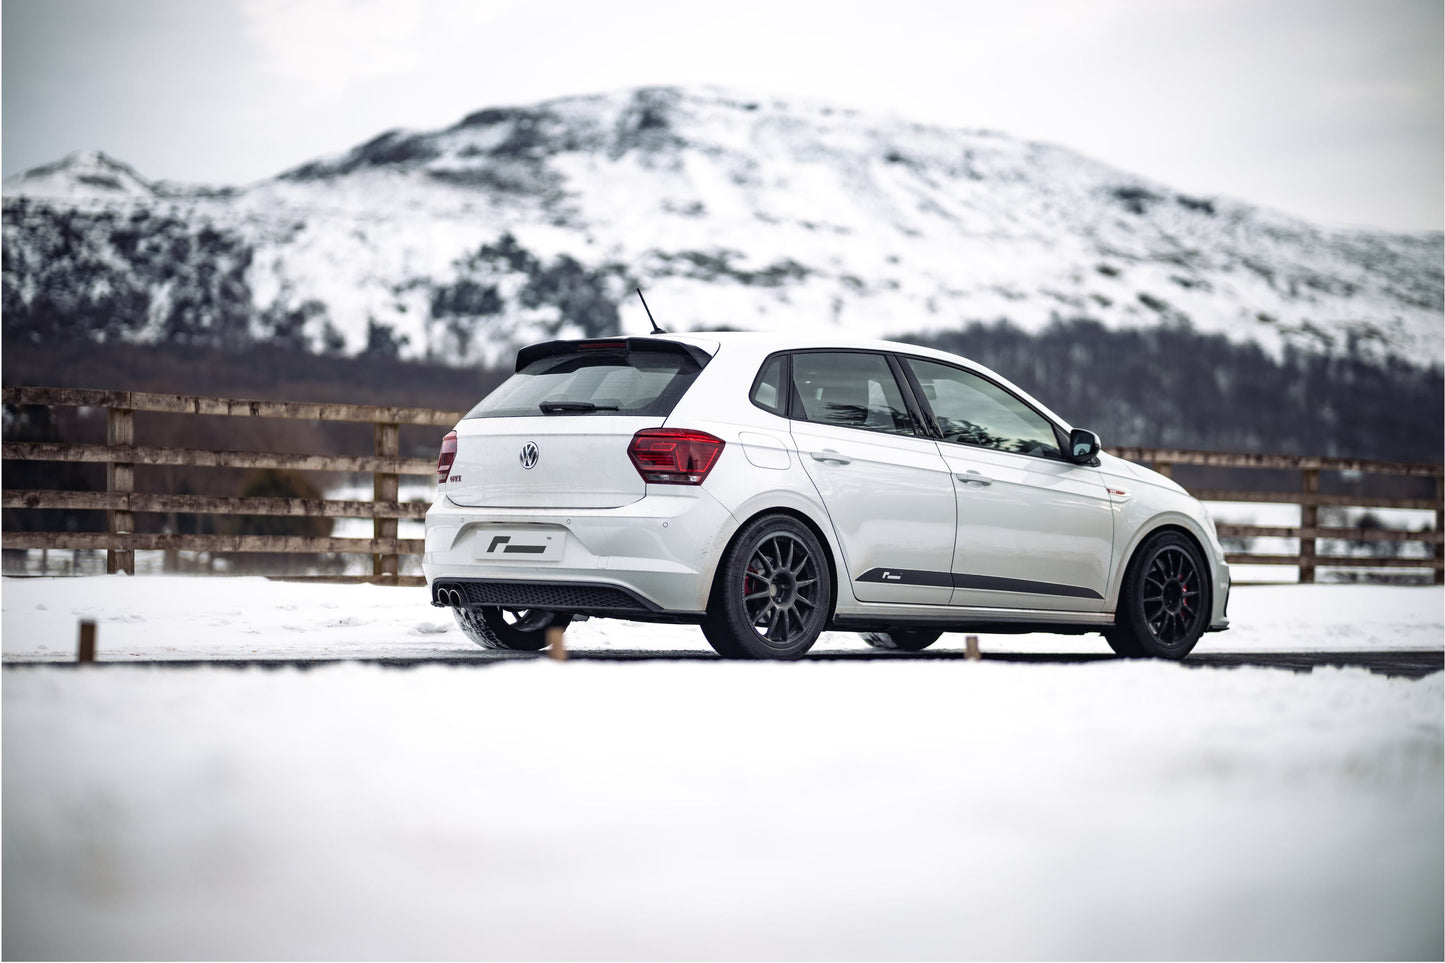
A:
539,401,620,414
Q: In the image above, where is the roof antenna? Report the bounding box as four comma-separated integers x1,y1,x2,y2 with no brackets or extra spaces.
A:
637,287,666,335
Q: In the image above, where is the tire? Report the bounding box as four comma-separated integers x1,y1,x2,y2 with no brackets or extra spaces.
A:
1109,530,1211,660
1102,627,1147,658
454,606,570,651
703,514,832,660
862,629,942,652
700,619,750,659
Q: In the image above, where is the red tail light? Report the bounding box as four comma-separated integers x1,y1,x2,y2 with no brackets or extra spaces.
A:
437,430,458,482
628,428,725,485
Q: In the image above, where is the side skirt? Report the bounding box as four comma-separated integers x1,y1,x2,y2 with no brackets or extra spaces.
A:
828,604,1115,635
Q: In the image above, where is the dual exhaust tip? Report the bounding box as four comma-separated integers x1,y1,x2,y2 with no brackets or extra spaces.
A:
436,586,465,608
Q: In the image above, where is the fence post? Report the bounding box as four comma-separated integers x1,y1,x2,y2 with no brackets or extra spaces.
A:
1435,476,1443,586
1299,468,1319,584
78,619,96,663
1154,461,1172,480
374,421,400,580
106,404,135,575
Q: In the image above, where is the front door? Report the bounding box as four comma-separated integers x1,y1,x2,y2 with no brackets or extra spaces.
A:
901,356,1115,612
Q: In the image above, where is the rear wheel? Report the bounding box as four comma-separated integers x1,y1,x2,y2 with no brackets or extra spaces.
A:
1109,531,1210,660
455,606,570,651
703,514,832,660
862,629,942,652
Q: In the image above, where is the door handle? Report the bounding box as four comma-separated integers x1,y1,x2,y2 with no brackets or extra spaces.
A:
810,449,852,465
956,470,992,486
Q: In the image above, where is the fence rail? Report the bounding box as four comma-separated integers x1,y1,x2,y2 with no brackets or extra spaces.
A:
3,386,1442,585
3,489,430,519
6,386,462,426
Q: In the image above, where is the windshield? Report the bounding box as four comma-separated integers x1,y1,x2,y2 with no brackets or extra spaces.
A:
466,348,703,419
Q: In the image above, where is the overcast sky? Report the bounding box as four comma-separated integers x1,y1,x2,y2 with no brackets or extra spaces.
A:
3,0,1441,231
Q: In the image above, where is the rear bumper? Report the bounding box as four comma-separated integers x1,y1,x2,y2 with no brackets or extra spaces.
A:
430,576,697,621
422,488,737,616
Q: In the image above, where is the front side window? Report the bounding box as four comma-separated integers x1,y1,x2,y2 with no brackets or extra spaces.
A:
790,352,915,435
905,358,1062,459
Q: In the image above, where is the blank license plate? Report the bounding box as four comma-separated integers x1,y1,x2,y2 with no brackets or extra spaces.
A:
474,530,564,562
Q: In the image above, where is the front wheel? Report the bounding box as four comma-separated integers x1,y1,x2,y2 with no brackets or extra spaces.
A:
703,514,832,660
455,606,570,651
1110,531,1211,660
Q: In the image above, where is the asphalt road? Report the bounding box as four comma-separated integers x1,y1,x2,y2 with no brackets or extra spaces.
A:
6,649,1441,678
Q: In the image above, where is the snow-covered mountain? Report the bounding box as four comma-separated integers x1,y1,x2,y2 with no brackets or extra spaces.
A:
5,86,1442,367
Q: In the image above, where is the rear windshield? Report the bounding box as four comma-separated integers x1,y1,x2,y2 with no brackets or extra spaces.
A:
465,348,703,419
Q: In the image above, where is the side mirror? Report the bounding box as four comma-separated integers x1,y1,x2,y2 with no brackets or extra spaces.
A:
1068,428,1101,464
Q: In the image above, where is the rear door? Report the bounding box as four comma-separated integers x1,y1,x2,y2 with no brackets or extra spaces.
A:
444,340,704,509
786,350,958,605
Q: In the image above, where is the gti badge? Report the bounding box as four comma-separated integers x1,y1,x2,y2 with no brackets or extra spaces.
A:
519,442,540,470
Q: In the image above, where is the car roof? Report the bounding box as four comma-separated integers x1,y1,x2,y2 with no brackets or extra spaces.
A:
656,329,965,360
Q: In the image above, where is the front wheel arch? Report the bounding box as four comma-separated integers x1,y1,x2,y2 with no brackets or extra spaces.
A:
1110,522,1215,611
1109,526,1212,659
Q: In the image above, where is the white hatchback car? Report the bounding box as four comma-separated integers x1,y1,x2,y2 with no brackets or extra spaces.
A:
425,332,1229,660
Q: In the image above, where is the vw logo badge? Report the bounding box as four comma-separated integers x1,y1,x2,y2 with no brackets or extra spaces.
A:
519,442,540,470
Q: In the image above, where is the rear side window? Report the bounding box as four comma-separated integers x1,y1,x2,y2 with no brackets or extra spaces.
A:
466,348,702,419
790,351,916,435
750,355,787,415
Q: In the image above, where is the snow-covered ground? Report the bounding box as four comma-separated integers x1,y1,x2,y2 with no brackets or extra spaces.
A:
3,577,1441,662
3,577,1442,959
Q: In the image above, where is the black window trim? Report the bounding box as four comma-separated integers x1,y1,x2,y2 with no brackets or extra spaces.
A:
781,348,926,439
885,353,937,439
894,352,1073,463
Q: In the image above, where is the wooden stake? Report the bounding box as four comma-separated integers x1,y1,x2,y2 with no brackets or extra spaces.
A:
78,620,96,663
965,635,980,661
546,625,567,661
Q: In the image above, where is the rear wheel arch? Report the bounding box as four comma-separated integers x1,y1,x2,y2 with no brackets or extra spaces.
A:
706,506,840,624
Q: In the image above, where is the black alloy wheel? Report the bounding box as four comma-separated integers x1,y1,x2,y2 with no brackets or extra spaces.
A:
1108,530,1210,660
703,514,832,660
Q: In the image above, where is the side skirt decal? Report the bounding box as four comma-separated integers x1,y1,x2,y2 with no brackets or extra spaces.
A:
854,567,952,587
857,567,1103,600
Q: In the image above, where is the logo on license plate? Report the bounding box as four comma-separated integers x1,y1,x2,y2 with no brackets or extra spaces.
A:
487,535,549,555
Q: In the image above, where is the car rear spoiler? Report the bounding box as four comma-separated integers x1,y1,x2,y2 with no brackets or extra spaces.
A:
514,337,713,372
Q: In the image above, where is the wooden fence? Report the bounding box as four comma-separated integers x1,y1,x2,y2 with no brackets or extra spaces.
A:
3,386,1442,586
1109,446,1443,584
2,386,462,587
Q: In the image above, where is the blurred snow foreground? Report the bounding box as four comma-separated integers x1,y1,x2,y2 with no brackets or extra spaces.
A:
2,578,1442,960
